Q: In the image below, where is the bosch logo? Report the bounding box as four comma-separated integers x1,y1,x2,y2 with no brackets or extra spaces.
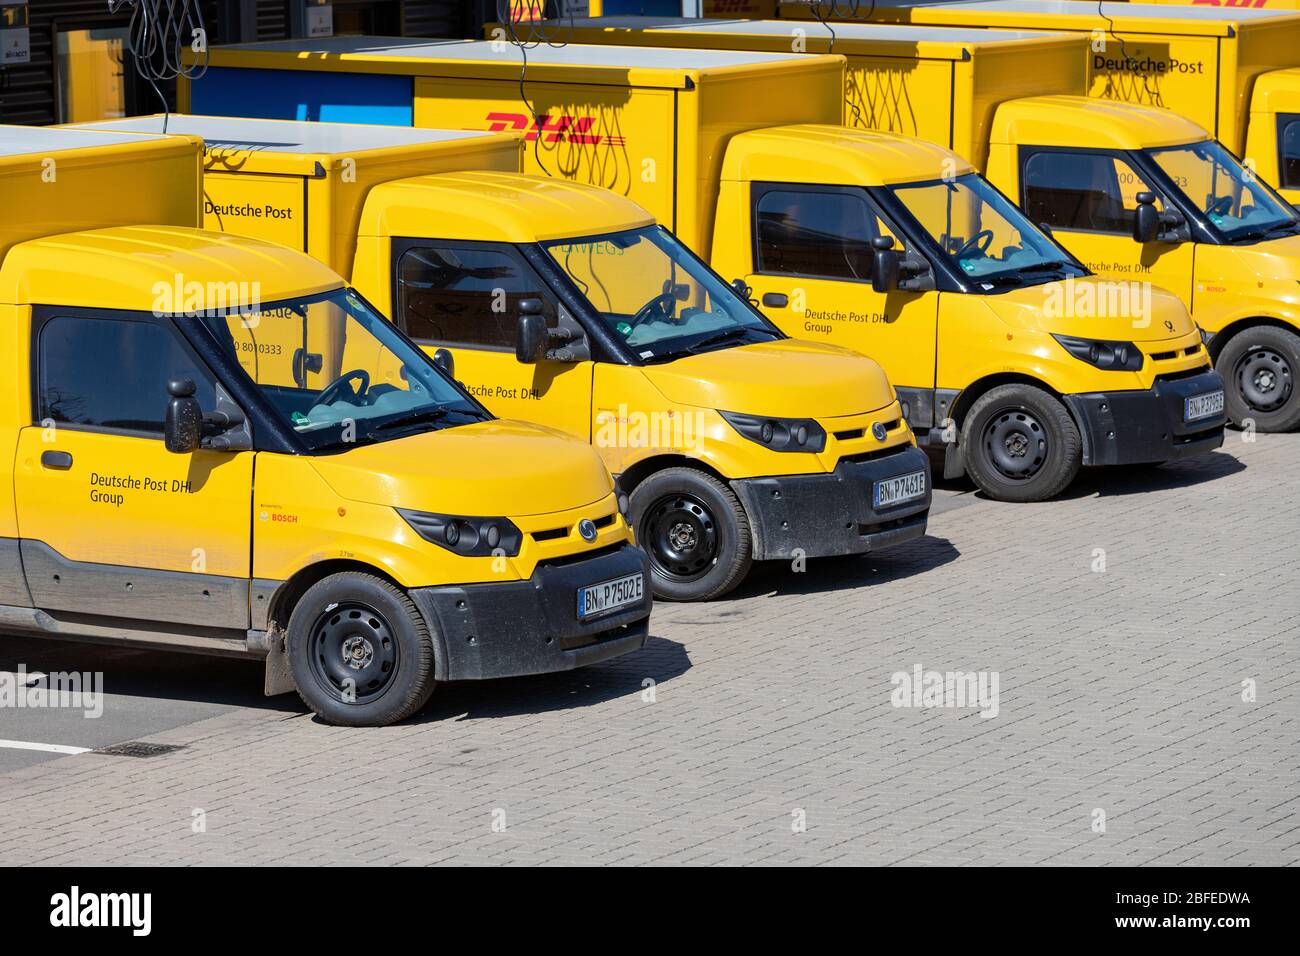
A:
482,111,627,146
872,422,888,442
578,519,598,542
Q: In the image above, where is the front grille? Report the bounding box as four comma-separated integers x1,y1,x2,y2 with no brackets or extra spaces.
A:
1156,367,1212,383
840,446,904,465
834,427,864,441
532,526,567,542
536,543,623,569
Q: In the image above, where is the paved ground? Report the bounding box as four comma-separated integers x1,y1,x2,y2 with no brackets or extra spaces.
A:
0,432,1296,865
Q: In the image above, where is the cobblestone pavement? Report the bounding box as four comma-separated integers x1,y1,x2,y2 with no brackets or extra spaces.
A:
0,432,1296,865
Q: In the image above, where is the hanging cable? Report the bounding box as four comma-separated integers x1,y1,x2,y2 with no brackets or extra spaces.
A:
494,0,577,178
811,0,871,129
107,0,210,133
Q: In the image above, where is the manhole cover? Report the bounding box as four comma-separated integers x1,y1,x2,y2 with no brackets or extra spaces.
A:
92,742,185,758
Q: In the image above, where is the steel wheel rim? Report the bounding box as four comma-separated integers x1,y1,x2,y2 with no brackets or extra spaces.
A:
983,408,1048,481
641,493,719,582
308,601,398,705
1235,347,1293,413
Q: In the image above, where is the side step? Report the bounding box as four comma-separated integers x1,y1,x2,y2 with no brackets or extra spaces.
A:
0,604,260,659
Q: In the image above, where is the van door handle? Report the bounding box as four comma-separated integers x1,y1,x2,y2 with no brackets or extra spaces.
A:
41,451,73,470
761,292,789,308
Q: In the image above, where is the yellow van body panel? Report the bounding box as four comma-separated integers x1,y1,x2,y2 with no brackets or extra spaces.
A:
779,0,1300,201
502,16,1087,173
250,426,627,587
990,95,1210,151
0,225,343,311
359,171,655,244
189,40,845,257
722,123,975,186
0,125,203,262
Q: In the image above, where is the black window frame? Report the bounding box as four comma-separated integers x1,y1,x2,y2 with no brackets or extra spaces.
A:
390,237,565,354
1018,145,1168,238
1276,113,1300,191
749,181,896,284
31,307,223,442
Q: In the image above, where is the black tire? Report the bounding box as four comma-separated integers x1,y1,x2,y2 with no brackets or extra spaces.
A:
962,384,1082,503
287,571,435,727
1216,326,1300,432
629,466,752,601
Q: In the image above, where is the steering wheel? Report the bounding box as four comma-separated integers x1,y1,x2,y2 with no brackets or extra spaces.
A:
316,369,370,407
1206,195,1234,218
954,229,994,260
627,292,678,331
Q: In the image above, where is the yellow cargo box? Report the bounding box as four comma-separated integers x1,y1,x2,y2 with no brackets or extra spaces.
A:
70,114,522,279
779,0,1300,198
0,125,202,263
502,16,1088,172
183,38,845,257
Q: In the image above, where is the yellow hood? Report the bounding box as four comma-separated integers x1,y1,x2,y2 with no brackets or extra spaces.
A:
1227,234,1300,286
984,278,1197,343
641,338,895,418
310,419,612,517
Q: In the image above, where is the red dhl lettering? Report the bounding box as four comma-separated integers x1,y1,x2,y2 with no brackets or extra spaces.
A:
479,111,627,146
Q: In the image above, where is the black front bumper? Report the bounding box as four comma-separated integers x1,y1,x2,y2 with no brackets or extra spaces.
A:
410,544,652,682
1063,370,1227,466
730,445,931,561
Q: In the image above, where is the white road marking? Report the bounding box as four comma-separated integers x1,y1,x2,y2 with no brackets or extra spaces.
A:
0,739,91,755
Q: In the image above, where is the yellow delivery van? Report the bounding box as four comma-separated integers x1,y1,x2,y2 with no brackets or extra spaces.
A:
80,114,933,601
0,125,652,726
523,17,1300,428
184,47,1228,502
779,0,1300,200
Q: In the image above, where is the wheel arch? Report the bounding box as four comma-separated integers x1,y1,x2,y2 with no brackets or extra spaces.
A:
615,453,731,495
949,372,1070,430
266,559,407,635
1207,316,1300,362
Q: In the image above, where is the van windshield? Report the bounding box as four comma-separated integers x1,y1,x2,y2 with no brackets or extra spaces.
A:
1146,140,1300,242
887,173,1083,289
543,225,778,362
200,287,487,452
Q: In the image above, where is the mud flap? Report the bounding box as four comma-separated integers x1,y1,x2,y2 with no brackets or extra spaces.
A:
261,632,296,697
942,440,966,481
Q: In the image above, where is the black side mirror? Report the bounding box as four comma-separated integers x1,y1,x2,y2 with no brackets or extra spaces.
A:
1133,192,1161,244
1038,221,1054,238
432,348,454,379
292,348,324,388
164,379,202,454
516,298,546,364
871,236,901,294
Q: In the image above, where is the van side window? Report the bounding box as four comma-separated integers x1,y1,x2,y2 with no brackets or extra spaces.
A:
38,314,214,434
396,244,555,349
1278,114,1300,190
1022,150,1161,234
755,189,880,281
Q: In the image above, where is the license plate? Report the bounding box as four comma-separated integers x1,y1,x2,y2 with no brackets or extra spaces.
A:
577,572,644,620
1184,390,1225,422
874,470,927,508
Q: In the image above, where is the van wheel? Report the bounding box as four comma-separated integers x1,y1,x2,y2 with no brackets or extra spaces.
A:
962,384,1081,502
287,572,435,726
1218,326,1300,432
630,467,752,602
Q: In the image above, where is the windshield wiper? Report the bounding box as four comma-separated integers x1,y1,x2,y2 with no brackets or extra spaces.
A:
683,327,773,354
1018,260,1074,274
371,407,459,433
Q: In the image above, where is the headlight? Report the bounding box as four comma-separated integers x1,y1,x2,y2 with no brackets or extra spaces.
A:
719,411,827,452
1052,334,1144,371
397,509,522,557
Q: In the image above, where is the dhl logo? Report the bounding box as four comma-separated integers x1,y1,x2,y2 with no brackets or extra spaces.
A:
482,111,627,146
1189,0,1274,6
